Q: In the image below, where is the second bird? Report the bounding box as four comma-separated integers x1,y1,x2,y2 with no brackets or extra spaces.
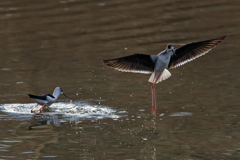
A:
28,87,70,113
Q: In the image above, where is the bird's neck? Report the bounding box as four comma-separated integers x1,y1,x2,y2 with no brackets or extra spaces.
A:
159,49,174,57
53,91,61,99
170,51,175,57
159,51,172,60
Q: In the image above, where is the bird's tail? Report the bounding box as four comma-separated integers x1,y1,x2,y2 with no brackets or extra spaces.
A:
28,94,38,99
148,69,171,84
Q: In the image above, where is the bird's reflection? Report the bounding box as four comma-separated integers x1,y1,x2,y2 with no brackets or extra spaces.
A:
29,113,64,130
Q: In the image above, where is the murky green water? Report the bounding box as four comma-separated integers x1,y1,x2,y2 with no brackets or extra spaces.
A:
0,0,239,159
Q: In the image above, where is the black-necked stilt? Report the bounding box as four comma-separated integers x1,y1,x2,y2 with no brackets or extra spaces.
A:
103,36,226,116
28,87,70,113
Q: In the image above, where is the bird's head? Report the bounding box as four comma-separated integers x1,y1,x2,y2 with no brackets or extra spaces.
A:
166,44,175,56
55,87,71,100
59,87,64,94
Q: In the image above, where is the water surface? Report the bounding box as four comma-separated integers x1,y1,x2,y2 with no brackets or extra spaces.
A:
0,0,239,159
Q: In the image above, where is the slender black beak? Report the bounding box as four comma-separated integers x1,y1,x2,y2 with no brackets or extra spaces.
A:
63,93,71,100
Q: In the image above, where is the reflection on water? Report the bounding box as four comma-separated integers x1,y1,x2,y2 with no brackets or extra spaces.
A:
0,0,239,159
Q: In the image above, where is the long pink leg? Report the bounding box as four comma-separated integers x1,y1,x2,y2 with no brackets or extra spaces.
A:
31,104,38,113
151,84,156,116
154,84,157,112
151,73,161,117
151,72,157,113
39,103,46,113
151,84,154,113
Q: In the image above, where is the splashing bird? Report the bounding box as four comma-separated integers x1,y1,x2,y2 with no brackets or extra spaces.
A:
103,36,227,116
28,87,71,113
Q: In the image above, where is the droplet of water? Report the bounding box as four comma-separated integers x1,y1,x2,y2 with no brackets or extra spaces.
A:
159,113,164,116
1,68,10,70
98,3,105,6
59,1,67,3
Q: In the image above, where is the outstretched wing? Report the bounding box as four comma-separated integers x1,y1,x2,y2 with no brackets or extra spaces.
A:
103,53,156,74
168,36,227,69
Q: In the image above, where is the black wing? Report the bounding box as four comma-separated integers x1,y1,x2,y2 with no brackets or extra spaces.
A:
168,36,227,69
28,94,55,100
103,53,155,74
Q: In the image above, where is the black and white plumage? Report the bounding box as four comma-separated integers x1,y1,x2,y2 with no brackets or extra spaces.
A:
103,36,227,116
28,87,70,113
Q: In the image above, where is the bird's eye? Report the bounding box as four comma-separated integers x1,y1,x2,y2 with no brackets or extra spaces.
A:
168,45,172,49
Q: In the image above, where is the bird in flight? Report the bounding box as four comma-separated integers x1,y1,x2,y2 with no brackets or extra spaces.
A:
103,36,226,116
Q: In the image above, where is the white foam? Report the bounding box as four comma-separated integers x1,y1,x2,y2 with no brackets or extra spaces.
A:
0,102,125,121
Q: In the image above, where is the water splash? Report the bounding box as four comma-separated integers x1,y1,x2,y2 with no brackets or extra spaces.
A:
0,102,125,121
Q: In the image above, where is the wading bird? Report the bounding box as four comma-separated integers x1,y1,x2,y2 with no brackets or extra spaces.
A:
103,36,226,116
28,87,70,113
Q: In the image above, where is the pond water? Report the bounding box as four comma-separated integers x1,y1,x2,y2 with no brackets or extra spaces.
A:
0,0,240,159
